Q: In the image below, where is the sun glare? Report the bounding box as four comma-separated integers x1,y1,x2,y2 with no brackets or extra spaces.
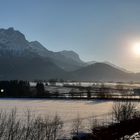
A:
133,42,140,56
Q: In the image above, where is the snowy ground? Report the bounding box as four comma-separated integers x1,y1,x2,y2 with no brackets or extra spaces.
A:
0,98,139,138
0,99,113,120
0,99,114,138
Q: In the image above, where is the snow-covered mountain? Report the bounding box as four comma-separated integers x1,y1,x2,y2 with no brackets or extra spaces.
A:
0,27,140,81
0,27,30,55
0,27,86,80
29,42,86,71
0,27,85,71
59,50,84,64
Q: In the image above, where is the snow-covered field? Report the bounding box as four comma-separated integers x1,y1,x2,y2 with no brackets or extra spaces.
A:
0,99,114,137
1,99,140,138
0,99,113,120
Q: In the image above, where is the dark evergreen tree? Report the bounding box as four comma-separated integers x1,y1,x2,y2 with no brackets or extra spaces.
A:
36,82,45,97
0,80,30,97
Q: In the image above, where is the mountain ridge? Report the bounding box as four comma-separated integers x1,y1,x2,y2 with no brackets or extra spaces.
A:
0,27,139,81
70,63,135,82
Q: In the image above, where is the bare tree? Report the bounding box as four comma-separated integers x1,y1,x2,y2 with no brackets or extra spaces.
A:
43,114,63,140
51,114,63,140
0,110,7,139
0,109,63,140
112,102,137,122
88,116,98,133
71,114,83,135
4,108,22,140
22,109,35,140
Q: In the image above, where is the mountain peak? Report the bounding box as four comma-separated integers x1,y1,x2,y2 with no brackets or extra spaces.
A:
29,41,50,57
0,27,30,54
30,41,48,50
59,50,84,64
0,27,14,32
7,27,14,31
0,27,26,39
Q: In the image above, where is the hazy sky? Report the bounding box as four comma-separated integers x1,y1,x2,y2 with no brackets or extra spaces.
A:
0,0,140,72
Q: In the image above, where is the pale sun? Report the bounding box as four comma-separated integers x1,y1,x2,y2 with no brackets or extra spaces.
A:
133,42,140,55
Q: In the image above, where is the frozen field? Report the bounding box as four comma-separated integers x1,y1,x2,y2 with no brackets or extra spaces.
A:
0,98,113,121
0,99,114,137
1,98,140,138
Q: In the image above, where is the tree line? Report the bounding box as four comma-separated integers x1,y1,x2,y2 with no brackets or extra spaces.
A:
0,80,46,97
0,80,137,100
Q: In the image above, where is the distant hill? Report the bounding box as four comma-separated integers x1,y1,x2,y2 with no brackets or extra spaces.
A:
103,61,132,73
70,63,135,82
